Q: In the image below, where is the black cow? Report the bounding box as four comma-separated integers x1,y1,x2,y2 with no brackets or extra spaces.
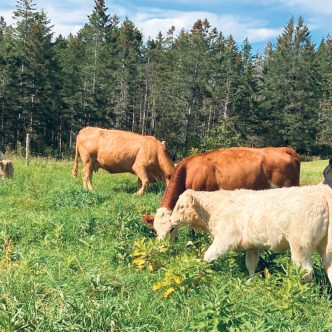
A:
323,158,332,187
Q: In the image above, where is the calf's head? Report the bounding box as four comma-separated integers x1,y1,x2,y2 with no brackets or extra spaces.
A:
323,158,332,188
171,190,200,227
143,208,176,240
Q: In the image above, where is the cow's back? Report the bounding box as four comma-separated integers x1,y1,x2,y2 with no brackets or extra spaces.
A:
161,147,300,211
185,148,269,190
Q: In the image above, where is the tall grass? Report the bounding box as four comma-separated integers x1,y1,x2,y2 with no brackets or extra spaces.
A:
0,157,331,331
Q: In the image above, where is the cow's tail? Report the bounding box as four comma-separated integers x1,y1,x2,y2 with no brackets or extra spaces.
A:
283,147,300,161
283,147,301,186
72,140,79,178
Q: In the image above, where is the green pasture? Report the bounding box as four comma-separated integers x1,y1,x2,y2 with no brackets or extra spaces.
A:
0,157,331,331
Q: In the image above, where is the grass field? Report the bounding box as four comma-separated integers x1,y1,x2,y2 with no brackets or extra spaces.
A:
0,157,332,331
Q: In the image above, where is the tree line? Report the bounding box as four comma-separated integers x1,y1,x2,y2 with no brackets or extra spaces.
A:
0,0,332,159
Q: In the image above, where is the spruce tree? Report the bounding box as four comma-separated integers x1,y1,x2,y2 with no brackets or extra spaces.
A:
259,17,320,153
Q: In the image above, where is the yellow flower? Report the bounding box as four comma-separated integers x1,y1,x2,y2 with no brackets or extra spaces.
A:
152,282,163,291
147,262,154,272
132,258,145,266
173,276,181,285
131,249,142,257
163,287,175,298
159,246,167,253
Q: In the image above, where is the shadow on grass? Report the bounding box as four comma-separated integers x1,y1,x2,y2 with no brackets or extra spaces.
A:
109,179,166,195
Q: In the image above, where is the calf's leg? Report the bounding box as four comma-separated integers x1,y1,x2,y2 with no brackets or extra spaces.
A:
319,245,332,285
246,250,260,276
290,244,313,282
204,238,231,262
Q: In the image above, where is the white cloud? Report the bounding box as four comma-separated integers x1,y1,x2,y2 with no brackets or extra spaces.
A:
132,9,282,43
0,1,282,44
1,10,15,27
276,0,332,15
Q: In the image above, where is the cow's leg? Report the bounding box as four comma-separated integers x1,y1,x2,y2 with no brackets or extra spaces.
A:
137,178,142,192
132,165,149,195
290,244,313,282
204,238,230,262
83,160,94,190
319,244,332,285
246,250,260,276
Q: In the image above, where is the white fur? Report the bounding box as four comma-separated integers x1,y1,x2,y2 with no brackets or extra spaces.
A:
169,185,332,283
154,207,173,239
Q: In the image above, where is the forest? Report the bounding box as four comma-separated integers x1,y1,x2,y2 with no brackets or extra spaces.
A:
0,0,332,159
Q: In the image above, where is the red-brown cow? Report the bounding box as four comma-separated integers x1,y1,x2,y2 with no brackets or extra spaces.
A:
143,147,300,230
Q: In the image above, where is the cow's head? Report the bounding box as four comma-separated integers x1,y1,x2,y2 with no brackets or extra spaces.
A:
171,190,200,227
323,158,332,188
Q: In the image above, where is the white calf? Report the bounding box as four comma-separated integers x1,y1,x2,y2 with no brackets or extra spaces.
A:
163,185,332,283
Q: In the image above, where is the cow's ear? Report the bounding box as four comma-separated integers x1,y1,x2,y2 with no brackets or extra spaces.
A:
329,158,332,166
142,214,155,230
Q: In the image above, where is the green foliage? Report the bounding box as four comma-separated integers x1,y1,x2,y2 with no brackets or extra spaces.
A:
1,4,332,157
0,157,332,330
201,119,242,151
131,238,170,271
153,253,213,298
50,188,106,208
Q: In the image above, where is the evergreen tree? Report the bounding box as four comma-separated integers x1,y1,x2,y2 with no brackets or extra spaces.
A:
13,0,57,151
259,17,321,153
0,17,19,149
112,18,142,130
78,0,114,127
317,36,332,149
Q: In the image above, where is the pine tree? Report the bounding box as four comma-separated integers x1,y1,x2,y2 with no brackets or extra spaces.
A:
112,18,143,130
0,17,19,149
317,36,332,148
13,0,57,151
259,17,321,153
78,0,114,127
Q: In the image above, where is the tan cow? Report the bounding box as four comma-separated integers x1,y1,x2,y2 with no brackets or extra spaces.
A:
0,159,14,179
72,127,175,194
157,185,332,284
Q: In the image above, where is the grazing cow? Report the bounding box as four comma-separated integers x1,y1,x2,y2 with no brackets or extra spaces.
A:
160,185,332,284
0,159,14,179
72,127,175,195
143,147,300,230
323,158,332,188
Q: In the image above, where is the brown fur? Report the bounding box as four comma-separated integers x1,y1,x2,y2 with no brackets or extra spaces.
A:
0,159,14,179
143,147,300,227
72,127,175,194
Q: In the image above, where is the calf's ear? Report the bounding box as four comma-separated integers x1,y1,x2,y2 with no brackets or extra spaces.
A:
142,214,155,231
329,158,332,166
187,192,199,208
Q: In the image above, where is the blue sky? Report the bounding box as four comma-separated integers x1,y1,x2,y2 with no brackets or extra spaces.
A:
1,0,331,52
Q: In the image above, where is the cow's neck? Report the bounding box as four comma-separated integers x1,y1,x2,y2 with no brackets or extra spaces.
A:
161,164,187,210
